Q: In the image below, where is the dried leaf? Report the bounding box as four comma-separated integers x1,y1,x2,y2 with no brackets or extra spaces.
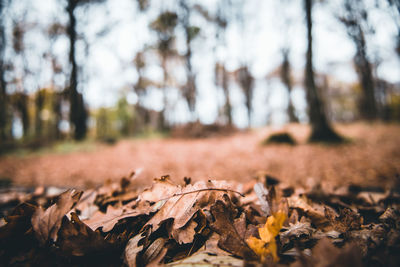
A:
288,195,329,228
31,189,82,244
325,207,363,233
247,211,286,262
210,199,257,260
142,237,167,264
124,231,148,267
84,200,151,232
144,180,228,235
172,218,198,244
57,212,112,256
280,221,314,245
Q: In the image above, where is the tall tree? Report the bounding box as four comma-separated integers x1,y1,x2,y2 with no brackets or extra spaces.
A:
235,66,254,128
280,48,298,123
66,0,87,140
304,0,342,142
386,0,400,57
150,11,178,130
179,0,200,120
215,62,232,125
338,0,377,120
194,1,233,126
65,0,105,140
0,0,9,141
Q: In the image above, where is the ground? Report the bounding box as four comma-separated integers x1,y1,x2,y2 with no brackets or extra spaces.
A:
0,123,399,190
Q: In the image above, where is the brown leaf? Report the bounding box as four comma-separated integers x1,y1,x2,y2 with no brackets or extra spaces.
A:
31,189,82,244
124,230,149,267
140,177,180,202
288,195,329,229
325,207,363,233
142,237,167,264
280,222,314,246
144,180,228,235
84,200,151,232
172,218,198,244
57,212,113,256
210,199,257,260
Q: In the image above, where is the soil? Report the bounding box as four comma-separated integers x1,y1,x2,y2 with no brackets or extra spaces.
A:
0,123,399,190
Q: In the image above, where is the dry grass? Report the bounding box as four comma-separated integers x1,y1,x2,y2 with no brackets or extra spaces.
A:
0,123,399,190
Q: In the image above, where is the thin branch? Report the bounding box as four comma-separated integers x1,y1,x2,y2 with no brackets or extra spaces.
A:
159,188,245,201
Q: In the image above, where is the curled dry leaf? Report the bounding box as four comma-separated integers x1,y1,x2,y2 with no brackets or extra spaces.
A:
142,237,167,265
124,231,148,267
31,189,82,244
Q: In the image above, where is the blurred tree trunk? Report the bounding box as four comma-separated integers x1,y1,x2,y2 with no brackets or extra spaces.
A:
34,90,45,138
0,0,10,141
12,92,30,138
179,0,198,120
52,92,62,140
215,63,232,126
280,49,298,123
159,56,169,131
66,0,87,140
339,0,377,120
304,0,342,142
354,35,376,120
387,0,400,57
236,66,254,128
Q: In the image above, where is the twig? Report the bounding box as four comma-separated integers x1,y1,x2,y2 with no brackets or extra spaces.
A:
158,188,244,201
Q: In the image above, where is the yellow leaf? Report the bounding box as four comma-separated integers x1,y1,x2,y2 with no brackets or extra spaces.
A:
246,211,286,262
247,236,270,258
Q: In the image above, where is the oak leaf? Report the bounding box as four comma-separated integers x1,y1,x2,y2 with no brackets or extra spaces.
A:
31,189,82,244
84,200,151,232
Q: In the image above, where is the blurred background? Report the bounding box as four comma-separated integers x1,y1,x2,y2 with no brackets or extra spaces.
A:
0,0,400,189
0,0,399,147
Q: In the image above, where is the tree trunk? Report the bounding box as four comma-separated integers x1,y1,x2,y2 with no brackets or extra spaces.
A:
222,68,232,126
180,1,197,120
353,27,377,120
67,0,87,140
281,50,298,123
304,0,342,142
0,1,10,142
34,90,45,138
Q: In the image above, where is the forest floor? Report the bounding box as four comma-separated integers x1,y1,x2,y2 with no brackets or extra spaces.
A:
0,122,399,190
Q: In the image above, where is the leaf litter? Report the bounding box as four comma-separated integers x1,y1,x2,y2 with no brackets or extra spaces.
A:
0,173,400,266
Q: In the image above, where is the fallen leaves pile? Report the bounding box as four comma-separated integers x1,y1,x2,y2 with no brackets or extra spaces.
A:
0,173,400,266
